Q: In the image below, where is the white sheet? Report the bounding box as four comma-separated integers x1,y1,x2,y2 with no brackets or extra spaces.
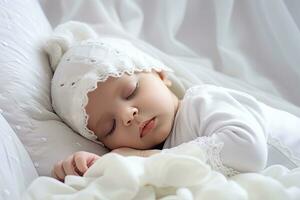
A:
0,0,109,177
23,143,300,200
0,114,38,200
39,0,300,117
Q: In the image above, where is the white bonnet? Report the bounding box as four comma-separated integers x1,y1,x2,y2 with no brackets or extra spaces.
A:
44,21,173,143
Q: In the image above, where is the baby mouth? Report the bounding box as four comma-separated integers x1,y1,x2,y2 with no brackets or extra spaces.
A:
139,117,156,138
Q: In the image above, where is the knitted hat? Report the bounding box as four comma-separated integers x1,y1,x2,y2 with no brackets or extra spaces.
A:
44,21,173,144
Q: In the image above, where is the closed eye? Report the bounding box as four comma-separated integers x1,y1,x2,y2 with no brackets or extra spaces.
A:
106,119,116,137
126,81,139,100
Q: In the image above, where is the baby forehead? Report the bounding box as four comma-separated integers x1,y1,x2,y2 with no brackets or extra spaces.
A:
88,70,157,98
88,74,135,97
96,73,135,89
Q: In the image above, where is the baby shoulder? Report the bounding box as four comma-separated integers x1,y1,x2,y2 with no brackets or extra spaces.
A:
184,84,235,101
184,84,258,103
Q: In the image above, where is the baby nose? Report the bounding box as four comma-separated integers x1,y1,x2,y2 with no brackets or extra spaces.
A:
124,108,138,126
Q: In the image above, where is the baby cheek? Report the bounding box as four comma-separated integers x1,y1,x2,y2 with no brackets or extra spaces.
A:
103,136,120,150
144,88,166,103
110,128,133,146
153,89,172,107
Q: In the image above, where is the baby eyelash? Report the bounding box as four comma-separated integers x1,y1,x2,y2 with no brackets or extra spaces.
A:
107,119,116,136
126,81,139,100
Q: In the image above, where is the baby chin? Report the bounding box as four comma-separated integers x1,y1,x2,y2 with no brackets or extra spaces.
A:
142,118,172,149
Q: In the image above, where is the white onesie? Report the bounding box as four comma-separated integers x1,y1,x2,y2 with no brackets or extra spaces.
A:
163,84,300,176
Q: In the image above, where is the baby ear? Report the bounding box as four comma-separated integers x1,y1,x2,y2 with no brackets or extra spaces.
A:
157,71,172,87
44,21,98,71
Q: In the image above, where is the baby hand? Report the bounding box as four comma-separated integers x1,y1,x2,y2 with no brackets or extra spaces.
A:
52,151,100,182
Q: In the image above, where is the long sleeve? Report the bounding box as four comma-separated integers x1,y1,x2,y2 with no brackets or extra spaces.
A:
163,85,269,176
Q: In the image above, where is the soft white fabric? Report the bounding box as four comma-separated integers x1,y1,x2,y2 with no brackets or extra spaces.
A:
0,0,107,176
39,0,300,117
1,0,299,188
44,21,99,70
47,21,173,142
23,143,300,200
31,0,300,176
163,85,300,176
0,114,38,200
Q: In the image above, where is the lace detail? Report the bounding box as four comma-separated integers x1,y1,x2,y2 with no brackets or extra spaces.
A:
79,39,173,141
81,66,170,143
162,137,240,177
190,136,240,177
51,37,173,143
268,136,300,167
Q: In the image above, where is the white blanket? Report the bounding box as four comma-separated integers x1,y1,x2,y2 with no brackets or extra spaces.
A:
23,143,300,200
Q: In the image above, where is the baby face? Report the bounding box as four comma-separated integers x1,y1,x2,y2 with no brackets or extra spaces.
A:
85,71,179,150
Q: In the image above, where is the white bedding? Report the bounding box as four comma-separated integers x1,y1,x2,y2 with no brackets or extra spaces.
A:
23,143,300,200
0,114,38,200
1,0,300,199
23,0,300,198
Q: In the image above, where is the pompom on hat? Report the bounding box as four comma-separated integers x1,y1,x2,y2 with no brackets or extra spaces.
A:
44,21,173,144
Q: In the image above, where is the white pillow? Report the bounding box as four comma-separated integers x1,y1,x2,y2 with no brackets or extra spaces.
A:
0,0,107,176
0,114,37,200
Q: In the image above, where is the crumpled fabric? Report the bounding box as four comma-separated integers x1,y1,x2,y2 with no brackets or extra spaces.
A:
23,143,300,200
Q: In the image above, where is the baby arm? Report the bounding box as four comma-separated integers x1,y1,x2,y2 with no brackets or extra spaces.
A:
172,85,269,176
52,148,160,181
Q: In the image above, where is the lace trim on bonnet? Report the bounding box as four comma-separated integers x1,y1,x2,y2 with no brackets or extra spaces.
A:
81,61,172,143
45,21,173,144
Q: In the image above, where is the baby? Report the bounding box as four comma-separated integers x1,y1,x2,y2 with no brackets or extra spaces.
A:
46,22,300,181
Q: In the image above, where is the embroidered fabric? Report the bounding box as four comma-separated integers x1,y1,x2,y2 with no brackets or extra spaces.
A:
268,136,300,167
163,136,240,177
190,136,240,177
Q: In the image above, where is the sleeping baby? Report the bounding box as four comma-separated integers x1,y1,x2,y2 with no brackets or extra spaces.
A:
45,21,300,181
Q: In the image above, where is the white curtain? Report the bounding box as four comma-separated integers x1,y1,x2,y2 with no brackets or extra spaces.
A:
39,0,300,116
